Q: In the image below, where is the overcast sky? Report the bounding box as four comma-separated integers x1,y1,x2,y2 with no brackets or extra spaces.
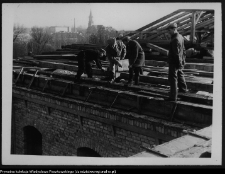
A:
5,3,217,31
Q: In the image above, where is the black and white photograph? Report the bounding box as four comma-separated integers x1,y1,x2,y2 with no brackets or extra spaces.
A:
2,2,222,166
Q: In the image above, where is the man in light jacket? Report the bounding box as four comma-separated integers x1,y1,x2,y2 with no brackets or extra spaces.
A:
122,36,145,85
104,37,126,82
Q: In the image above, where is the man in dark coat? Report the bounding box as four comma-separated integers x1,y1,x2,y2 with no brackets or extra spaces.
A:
165,23,188,101
122,36,145,85
74,49,106,82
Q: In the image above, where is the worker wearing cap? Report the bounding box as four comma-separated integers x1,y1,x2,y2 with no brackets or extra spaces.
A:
74,49,106,82
122,36,145,85
104,37,126,82
165,23,188,101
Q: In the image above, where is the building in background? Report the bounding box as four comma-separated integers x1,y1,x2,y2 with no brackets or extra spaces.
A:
48,26,70,34
86,10,118,45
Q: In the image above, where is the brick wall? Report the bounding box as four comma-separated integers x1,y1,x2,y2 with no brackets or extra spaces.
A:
12,87,188,157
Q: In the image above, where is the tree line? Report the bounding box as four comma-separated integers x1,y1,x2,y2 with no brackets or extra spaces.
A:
13,25,119,59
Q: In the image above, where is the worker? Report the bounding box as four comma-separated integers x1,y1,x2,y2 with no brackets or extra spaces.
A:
122,36,145,85
74,49,106,82
165,23,188,102
103,37,126,82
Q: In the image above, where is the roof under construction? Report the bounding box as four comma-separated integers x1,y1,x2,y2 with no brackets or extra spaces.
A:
126,9,214,47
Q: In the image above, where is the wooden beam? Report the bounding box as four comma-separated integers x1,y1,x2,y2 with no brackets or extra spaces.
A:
144,12,191,33
129,10,182,39
196,14,214,24
146,43,169,56
195,11,204,24
127,9,213,39
136,10,181,32
181,18,214,36
146,19,192,40
190,12,197,44
146,12,214,40
179,9,214,13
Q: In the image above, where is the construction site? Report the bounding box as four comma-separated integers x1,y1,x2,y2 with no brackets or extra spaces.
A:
12,9,215,158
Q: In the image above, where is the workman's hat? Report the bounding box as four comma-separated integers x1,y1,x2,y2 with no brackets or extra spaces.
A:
166,23,177,30
122,36,131,42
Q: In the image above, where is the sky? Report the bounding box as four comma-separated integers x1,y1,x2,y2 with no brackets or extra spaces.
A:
5,3,218,31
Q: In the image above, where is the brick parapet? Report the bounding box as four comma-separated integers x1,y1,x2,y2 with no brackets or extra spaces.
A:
12,87,196,157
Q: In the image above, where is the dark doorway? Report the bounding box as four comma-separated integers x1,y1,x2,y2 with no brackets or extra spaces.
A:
77,147,101,157
23,126,42,155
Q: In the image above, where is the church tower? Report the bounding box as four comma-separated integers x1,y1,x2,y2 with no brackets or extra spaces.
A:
88,10,94,28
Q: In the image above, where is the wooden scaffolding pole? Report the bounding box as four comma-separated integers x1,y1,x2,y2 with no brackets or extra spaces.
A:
190,12,197,44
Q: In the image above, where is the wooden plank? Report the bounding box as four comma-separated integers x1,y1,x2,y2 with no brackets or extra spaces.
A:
195,11,204,24
120,73,213,93
129,10,213,39
181,18,214,36
195,14,214,26
177,14,213,35
145,16,193,40
179,9,214,13
129,10,182,39
148,19,193,40
146,43,169,56
190,12,197,43
117,59,129,72
144,12,191,33
135,10,181,31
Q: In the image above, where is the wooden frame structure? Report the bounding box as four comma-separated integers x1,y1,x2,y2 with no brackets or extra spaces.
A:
125,9,214,46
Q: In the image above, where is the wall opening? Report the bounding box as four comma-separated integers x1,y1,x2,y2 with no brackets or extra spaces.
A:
77,147,101,157
23,126,42,155
199,151,211,158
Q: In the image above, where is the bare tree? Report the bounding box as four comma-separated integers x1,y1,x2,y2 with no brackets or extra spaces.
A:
29,27,53,54
13,24,26,42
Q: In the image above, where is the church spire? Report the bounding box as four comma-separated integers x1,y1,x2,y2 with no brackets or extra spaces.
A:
88,10,93,28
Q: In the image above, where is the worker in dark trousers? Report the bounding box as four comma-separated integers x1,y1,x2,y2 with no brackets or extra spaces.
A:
165,23,188,102
74,49,106,82
122,36,145,85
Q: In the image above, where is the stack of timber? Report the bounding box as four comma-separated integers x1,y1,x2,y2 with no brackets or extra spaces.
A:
41,43,105,56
